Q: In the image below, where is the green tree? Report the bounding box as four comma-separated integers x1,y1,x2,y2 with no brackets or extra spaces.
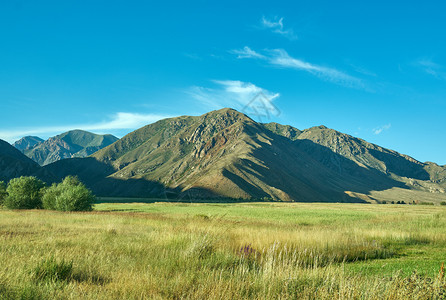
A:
0,181,7,206
42,176,94,211
4,176,45,209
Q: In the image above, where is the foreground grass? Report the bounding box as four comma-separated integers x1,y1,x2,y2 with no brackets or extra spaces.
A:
1,202,446,299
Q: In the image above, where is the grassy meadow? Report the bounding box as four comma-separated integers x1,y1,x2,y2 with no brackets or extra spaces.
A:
1,201,446,299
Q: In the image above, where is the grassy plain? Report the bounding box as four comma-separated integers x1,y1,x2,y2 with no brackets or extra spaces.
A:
1,201,446,299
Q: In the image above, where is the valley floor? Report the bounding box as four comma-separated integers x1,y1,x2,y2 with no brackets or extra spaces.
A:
1,202,446,299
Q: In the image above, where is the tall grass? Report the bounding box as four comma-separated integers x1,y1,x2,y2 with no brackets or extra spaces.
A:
1,203,446,299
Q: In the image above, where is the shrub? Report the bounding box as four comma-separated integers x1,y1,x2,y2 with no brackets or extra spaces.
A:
41,183,59,210
4,176,45,209
440,202,446,206
42,176,94,211
0,181,7,206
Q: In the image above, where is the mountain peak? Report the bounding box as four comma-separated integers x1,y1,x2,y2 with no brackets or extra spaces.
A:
202,108,252,121
213,107,238,113
262,122,302,140
60,129,91,136
306,125,329,131
13,136,44,152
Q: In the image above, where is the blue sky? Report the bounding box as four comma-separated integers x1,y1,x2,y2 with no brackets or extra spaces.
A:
0,0,445,165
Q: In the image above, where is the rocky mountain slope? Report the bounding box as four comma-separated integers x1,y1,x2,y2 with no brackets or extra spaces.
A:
23,130,118,166
267,123,446,193
13,136,44,152
44,108,446,202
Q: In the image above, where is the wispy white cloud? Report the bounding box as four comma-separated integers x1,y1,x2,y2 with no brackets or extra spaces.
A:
417,58,440,68
373,124,391,135
348,63,378,77
230,46,265,59
187,80,280,120
0,112,168,143
231,47,364,89
261,16,297,40
89,112,168,130
214,80,279,102
183,53,202,60
269,49,364,88
415,58,445,79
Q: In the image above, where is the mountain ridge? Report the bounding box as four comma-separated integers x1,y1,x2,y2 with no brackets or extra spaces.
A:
23,130,119,166
263,122,446,191
43,108,446,202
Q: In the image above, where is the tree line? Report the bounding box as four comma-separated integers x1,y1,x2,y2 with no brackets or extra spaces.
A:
0,176,94,211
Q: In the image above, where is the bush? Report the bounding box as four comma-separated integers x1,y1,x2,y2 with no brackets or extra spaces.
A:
42,176,94,211
4,176,45,209
41,183,58,210
440,202,446,206
0,181,7,207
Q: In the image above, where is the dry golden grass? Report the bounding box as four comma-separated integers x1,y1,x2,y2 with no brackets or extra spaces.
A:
1,202,446,299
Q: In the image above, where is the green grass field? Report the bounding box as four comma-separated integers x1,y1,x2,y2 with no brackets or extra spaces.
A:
1,201,446,299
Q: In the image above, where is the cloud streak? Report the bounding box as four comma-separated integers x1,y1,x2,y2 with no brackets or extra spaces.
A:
232,47,364,89
230,46,265,59
261,16,297,40
0,112,169,143
415,58,446,79
373,124,391,135
187,80,280,120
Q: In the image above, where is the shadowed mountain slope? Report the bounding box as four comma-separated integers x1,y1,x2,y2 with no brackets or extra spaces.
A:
43,108,446,202
265,123,446,194
0,139,55,182
24,130,118,166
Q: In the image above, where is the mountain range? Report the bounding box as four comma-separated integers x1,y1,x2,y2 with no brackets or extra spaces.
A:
13,130,118,166
37,108,446,203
